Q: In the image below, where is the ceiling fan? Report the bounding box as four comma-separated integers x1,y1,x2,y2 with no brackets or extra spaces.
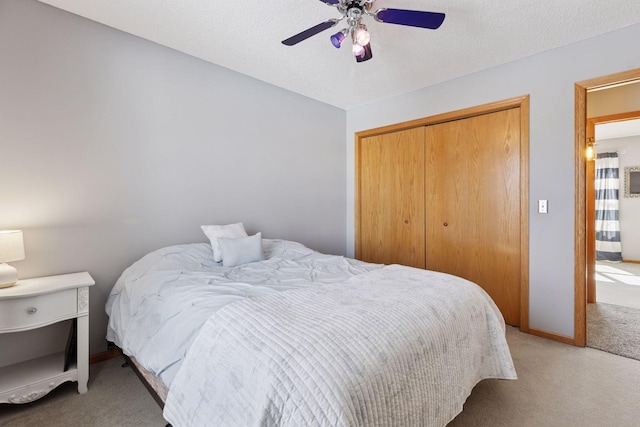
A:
281,0,445,63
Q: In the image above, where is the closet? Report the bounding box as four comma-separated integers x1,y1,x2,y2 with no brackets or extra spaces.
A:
355,97,529,327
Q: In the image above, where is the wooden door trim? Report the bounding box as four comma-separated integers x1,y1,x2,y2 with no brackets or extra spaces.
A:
356,96,529,138
519,96,530,332
355,95,530,330
589,110,640,124
574,68,640,347
586,120,596,304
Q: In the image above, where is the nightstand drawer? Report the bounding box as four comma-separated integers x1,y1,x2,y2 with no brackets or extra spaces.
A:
0,289,77,333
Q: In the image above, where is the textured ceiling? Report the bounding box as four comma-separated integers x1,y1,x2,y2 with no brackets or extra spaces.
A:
37,0,640,109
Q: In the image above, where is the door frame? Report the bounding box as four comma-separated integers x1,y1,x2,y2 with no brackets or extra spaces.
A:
574,68,640,347
355,95,530,330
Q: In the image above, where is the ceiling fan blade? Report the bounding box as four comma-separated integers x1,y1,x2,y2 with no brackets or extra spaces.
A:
318,0,339,4
375,8,445,29
282,19,339,46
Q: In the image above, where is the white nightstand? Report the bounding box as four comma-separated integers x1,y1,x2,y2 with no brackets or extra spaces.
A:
0,272,95,404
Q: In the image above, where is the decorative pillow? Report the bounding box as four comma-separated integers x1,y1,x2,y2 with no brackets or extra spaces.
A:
201,223,248,262
218,233,264,267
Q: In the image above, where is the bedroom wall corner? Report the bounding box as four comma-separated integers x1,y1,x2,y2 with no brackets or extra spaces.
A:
0,0,347,355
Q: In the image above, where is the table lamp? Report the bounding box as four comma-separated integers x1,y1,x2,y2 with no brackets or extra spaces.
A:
0,230,25,288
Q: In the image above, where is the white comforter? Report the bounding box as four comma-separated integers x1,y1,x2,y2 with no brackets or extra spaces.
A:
105,239,381,386
107,239,516,426
163,265,516,427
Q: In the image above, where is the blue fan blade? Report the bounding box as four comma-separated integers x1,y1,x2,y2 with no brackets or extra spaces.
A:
318,0,339,4
375,9,445,29
282,20,338,46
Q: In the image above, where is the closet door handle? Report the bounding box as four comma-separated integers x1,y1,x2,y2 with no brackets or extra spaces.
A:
404,220,409,224
443,222,448,227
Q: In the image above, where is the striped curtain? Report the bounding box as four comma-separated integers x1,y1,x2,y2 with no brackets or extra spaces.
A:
595,152,622,262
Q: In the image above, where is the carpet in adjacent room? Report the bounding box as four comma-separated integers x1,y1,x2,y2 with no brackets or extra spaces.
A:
587,302,640,361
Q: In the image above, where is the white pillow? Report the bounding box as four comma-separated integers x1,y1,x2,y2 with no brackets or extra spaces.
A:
201,223,248,262
218,233,264,267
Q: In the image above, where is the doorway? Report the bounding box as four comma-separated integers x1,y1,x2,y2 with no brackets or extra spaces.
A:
586,115,640,359
574,68,640,347
587,113,640,303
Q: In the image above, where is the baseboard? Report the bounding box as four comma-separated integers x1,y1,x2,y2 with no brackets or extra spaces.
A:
89,347,122,364
528,328,577,346
623,259,640,264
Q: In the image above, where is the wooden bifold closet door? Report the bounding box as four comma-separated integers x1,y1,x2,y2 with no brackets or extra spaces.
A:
357,127,426,269
356,101,527,327
425,109,521,326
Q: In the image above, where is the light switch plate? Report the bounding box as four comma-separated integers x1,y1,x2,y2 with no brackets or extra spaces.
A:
538,200,548,214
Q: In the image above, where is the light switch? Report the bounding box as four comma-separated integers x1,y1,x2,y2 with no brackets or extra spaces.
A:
538,200,548,214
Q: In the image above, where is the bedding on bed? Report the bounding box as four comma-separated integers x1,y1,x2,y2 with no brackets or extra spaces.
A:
105,239,382,387
106,238,517,426
163,264,516,427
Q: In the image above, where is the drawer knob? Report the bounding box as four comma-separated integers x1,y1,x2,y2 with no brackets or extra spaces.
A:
26,307,38,315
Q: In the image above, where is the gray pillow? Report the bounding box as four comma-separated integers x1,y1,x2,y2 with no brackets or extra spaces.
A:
218,232,264,267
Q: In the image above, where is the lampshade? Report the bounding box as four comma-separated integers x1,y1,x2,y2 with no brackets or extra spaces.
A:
0,230,25,263
330,30,346,48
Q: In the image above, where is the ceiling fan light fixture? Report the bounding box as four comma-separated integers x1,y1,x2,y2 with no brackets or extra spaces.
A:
330,30,346,48
352,42,365,57
355,42,373,63
354,27,370,46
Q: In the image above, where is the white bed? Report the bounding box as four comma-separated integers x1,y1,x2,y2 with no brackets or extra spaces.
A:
106,237,516,426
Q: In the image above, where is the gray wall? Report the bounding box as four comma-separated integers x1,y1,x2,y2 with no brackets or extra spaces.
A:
0,0,346,355
346,23,640,338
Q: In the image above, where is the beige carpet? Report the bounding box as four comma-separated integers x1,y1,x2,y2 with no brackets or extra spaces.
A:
2,327,640,426
450,327,640,426
0,356,166,426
